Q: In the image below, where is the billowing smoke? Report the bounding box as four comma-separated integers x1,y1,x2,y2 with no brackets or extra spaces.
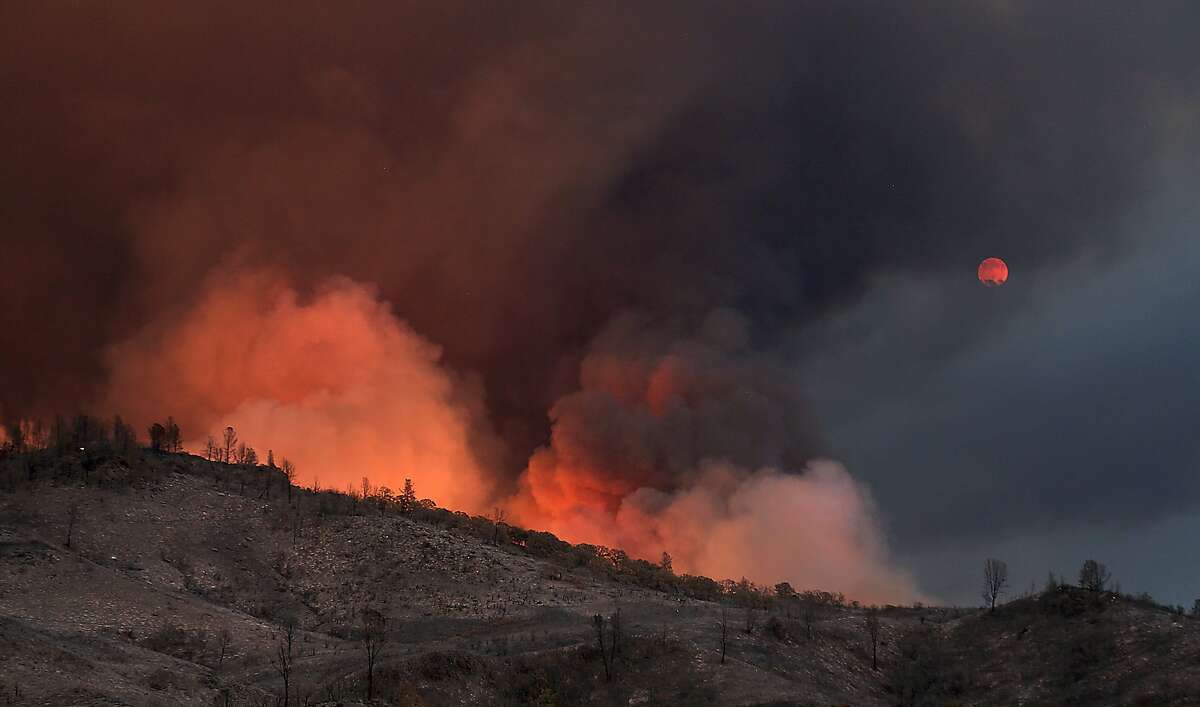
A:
100,285,916,599
102,269,499,511
509,311,918,601
5,2,1198,602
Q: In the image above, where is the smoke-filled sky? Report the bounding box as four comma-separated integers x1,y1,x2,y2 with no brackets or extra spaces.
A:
4,2,1200,605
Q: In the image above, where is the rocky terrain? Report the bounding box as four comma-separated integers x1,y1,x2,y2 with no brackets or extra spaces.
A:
2,447,1199,706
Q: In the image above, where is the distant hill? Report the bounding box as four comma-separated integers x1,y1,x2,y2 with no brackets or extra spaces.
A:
2,445,1199,706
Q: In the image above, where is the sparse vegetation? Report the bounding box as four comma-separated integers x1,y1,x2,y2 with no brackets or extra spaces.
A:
270,617,296,707
360,606,389,700
866,608,881,670
983,557,1008,612
717,605,729,664
1079,559,1112,592
3,430,1200,705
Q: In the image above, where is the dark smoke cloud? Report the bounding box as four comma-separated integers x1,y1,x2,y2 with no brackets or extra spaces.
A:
3,2,1199,598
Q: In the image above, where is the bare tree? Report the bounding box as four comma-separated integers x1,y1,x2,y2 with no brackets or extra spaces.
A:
609,605,623,662
661,551,673,574
281,458,297,500
491,507,506,545
270,619,295,707
164,417,182,453
866,609,881,670
204,436,217,461
717,605,729,664
267,449,276,469
217,626,233,672
1078,559,1111,592
592,614,611,680
221,426,237,463
361,608,388,701
983,558,1008,612
65,502,79,549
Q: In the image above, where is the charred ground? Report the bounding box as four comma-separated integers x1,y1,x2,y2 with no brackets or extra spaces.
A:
2,437,1199,706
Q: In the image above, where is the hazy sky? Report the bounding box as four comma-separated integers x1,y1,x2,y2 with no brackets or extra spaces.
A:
3,2,1199,603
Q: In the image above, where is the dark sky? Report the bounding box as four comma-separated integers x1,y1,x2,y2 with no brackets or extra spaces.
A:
3,1,1199,603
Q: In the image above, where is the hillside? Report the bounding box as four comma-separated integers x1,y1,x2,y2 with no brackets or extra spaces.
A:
2,447,1199,706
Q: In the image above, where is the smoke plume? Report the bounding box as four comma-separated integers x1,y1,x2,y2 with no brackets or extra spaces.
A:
102,269,498,511
5,2,1197,601
509,311,917,600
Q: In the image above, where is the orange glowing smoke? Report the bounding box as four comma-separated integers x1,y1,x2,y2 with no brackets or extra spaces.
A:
102,269,497,511
100,281,919,603
506,314,923,604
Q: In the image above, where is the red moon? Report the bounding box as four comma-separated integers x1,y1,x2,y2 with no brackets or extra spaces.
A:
978,257,1008,287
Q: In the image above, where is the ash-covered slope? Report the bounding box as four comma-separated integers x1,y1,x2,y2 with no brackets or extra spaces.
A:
1,449,1198,706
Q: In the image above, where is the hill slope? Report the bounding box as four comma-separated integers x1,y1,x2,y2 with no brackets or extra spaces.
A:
1,450,1198,706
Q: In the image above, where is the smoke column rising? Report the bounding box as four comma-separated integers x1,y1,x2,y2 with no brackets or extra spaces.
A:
5,2,1195,602
100,273,918,599
102,269,499,511
508,311,919,601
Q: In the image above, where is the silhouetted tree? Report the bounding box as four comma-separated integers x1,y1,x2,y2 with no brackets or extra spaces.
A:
491,507,507,545
1191,599,1200,618
774,582,795,617
164,417,182,452
592,614,611,680
361,607,388,700
1078,559,1111,592
983,558,1008,612
401,477,417,513
661,551,673,575
281,458,296,500
866,609,881,670
376,486,394,515
148,423,167,452
267,449,276,469
204,436,217,461
221,426,237,463
242,446,258,467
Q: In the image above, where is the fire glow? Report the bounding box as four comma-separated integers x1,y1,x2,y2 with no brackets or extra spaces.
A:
102,271,920,604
